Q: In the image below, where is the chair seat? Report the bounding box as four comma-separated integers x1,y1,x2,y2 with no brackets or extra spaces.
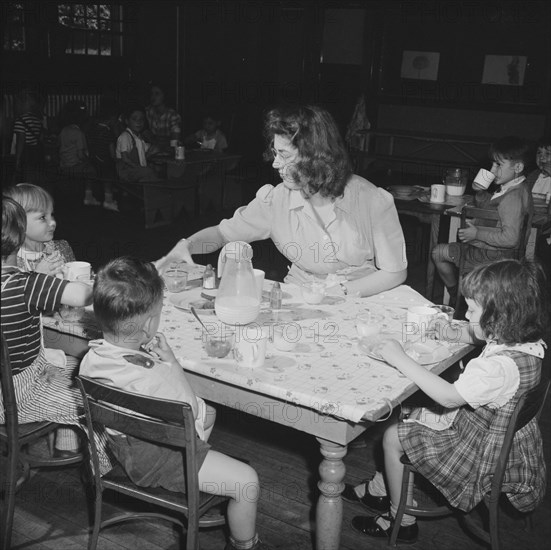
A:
0,421,55,444
102,464,227,514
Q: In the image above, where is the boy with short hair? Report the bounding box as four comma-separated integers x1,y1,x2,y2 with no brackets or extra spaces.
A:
432,136,534,305
80,256,270,550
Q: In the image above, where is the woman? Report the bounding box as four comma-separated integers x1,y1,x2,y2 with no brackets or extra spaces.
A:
156,105,407,297
144,83,182,147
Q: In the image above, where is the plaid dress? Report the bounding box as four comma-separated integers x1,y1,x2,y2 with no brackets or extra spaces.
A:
398,349,545,513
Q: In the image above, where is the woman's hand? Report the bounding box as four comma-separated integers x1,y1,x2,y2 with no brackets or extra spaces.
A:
379,338,410,368
148,333,178,364
155,239,195,274
35,251,64,277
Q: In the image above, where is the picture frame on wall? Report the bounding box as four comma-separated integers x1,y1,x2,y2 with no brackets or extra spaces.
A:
481,55,527,86
400,50,440,81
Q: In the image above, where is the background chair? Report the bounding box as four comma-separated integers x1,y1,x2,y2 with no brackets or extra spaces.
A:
454,206,530,319
77,375,228,550
390,375,550,549
0,329,83,550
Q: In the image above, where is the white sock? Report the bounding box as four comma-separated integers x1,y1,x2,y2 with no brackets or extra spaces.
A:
390,503,417,527
55,426,80,451
367,471,387,497
104,192,114,203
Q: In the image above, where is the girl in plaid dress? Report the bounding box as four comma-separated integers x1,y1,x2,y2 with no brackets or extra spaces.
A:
351,259,547,544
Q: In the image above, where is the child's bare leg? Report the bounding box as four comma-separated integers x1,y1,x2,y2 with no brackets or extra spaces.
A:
203,404,216,441
432,244,458,288
199,450,259,542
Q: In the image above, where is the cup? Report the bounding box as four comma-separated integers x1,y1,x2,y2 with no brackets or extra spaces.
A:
62,261,91,281
204,328,235,359
233,326,268,368
272,323,298,352
430,184,446,203
404,306,443,341
164,263,188,293
76,272,96,287
473,168,495,190
253,269,265,303
356,311,385,338
301,281,325,305
58,304,85,322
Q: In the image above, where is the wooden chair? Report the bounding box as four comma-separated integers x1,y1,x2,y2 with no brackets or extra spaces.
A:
390,376,550,548
0,329,83,550
454,206,530,318
76,376,229,550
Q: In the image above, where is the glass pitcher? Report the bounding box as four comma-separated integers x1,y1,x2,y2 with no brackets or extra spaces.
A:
443,168,468,196
214,241,260,325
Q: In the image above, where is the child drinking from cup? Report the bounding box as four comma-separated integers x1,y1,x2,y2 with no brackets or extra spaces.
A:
4,183,75,276
80,256,271,550
349,259,547,544
1,196,93,458
186,111,228,152
432,136,534,306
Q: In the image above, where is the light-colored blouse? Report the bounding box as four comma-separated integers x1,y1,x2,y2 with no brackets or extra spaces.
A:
219,175,407,284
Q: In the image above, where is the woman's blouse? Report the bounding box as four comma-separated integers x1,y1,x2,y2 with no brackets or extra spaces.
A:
218,175,407,283
1,267,68,373
145,106,181,138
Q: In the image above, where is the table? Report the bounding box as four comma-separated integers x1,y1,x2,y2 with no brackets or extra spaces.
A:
42,282,474,550
390,187,474,300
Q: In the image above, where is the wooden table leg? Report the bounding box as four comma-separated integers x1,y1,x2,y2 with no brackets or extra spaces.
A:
425,214,440,300
316,438,347,550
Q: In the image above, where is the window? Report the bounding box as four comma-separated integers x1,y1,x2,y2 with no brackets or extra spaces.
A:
3,3,26,51
57,3,123,56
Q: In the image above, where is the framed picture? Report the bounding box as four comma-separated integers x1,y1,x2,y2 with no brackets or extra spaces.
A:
481,55,527,86
400,50,440,81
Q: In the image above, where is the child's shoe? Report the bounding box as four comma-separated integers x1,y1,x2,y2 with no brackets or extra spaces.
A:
103,200,119,212
84,196,101,206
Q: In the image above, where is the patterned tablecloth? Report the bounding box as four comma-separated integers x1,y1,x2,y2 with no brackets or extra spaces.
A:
158,282,469,424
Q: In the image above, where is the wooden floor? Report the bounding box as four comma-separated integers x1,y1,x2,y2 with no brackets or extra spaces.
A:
4,396,551,549
3,182,551,549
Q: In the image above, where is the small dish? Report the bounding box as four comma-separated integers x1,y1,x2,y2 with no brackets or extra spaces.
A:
168,294,216,314
358,335,450,365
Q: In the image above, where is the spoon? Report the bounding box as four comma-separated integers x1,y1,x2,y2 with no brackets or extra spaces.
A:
190,306,209,332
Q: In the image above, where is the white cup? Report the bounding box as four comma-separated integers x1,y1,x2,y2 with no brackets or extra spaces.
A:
253,269,265,303
404,306,443,341
430,184,446,203
62,261,91,281
473,168,495,190
356,311,385,338
301,281,325,304
233,325,268,368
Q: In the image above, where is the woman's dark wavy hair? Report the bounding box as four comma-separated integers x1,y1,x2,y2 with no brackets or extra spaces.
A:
461,259,548,344
263,104,352,199
93,256,164,336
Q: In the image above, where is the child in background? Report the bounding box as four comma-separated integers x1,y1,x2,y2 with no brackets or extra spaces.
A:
12,90,45,185
350,259,547,544
3,183,74,276
525,136,551,279
432,136,534,306
116,105,159,182
86,99,120,211
187,112,228,152
58,100,99,206
80,256,270,550
1,196,92,457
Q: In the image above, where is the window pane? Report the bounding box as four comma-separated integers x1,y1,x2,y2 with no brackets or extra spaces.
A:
99,33,111,55
74,4,85,17
73,30,86,54
99,19,111,30
87,32,99,55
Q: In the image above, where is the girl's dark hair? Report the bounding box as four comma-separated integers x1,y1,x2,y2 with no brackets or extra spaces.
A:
1,196,27,258
461,259,548,344
93,256,164,336
123,104,146,121
263,105,352,199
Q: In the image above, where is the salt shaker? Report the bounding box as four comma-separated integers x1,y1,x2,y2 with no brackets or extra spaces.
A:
269,281,282,309
203,264,216,289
